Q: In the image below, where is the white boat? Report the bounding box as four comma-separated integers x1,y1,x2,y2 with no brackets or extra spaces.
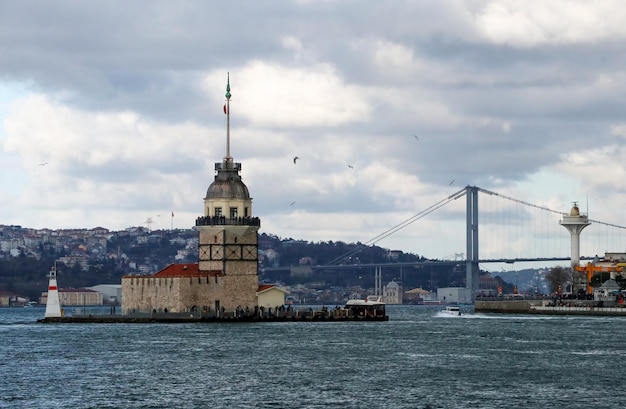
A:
344,296,387,320
442,305,462,316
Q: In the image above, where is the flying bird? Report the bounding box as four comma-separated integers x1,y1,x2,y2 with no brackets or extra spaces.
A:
293,156,300,164
38,162,48,166
290,201,296,206
413,135,419,141
348,165,353,169
449,179,455,186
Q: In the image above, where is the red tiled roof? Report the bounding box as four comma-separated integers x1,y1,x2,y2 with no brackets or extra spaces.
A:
59,288,97,293
124,263,222,278
154,263,199,277
256,284,288,295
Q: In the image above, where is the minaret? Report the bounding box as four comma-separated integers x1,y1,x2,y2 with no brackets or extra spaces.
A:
196,74,261,311
559,202,591,268
44,265,62,318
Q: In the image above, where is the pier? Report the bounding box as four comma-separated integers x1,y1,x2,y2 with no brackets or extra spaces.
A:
37,306,389,323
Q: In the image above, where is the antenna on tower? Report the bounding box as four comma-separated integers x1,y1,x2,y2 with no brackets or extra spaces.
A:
144,217,153,232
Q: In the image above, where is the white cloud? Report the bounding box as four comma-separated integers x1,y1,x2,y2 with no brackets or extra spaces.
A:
2,94,215,229
203,61,372,128
281,36,303,53
474,0,626,47
4,94,212,168
373,41,417,71
611,124,626,139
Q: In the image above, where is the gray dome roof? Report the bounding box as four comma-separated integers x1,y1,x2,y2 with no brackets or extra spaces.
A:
205,169,250,200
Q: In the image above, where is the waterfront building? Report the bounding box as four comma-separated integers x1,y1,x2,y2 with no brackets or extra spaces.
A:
383,280,403,304
437,287,472,304
403,287,432,304
121,75,278,314
257,285,289,311
87,284,121,305
40,288,103,306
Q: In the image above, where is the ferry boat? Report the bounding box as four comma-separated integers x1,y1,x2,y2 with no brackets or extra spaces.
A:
344,296,388,320
442,305,462,316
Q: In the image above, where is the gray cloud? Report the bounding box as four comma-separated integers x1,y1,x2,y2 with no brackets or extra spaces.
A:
2,1,626,258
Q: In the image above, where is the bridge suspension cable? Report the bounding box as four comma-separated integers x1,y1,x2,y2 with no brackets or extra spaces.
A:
475,187,567,217
326,187,467,265
324,185,626,268
477,186,626,231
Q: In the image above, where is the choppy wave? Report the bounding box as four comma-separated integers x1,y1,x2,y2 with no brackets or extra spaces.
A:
3,306,626,408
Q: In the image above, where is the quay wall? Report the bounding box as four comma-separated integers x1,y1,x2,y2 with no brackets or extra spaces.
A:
475,299,626,316
37,309,389,323
474,300,534,314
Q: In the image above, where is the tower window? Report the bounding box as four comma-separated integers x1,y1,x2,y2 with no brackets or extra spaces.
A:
215,207,222,217
230,207,238,218
244,207,249,217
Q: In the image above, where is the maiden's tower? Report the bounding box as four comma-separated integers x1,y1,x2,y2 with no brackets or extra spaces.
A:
121,76,262,314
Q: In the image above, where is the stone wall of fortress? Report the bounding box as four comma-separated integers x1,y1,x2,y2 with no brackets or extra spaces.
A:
122,221,260,314
122,274,258,313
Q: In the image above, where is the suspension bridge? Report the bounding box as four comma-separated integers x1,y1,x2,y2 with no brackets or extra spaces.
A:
263,185,626,297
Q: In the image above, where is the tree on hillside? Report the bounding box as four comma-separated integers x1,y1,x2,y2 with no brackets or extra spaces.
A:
545,266,571,293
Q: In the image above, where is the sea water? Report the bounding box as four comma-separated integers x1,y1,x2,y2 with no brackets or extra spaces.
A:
2,305,626,408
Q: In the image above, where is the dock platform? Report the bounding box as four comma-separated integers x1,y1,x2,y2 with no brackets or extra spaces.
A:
37,309,389,323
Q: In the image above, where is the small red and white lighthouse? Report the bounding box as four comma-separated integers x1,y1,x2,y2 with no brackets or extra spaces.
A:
44,265,62,318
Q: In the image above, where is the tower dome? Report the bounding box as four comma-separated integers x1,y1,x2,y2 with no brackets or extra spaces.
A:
205,163,250,200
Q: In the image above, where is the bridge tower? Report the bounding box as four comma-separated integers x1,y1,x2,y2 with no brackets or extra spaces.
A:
559,202,590,291
465,186,479,301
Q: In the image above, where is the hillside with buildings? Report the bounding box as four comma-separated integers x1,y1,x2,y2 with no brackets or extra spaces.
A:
0,224,511,305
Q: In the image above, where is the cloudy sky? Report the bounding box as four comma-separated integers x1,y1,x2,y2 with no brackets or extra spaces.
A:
2,1,626,265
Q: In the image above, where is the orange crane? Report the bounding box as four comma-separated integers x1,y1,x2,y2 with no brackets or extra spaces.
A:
574,262,623,295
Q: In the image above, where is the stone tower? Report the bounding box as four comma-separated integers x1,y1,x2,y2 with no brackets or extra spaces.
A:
196,74,261,311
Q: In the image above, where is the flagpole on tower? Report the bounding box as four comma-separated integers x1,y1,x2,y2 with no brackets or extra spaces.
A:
171,211,174,231
224,72,232,162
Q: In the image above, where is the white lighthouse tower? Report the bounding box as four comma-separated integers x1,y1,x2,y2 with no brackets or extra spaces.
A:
44,265,62,318
559,202,591,268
